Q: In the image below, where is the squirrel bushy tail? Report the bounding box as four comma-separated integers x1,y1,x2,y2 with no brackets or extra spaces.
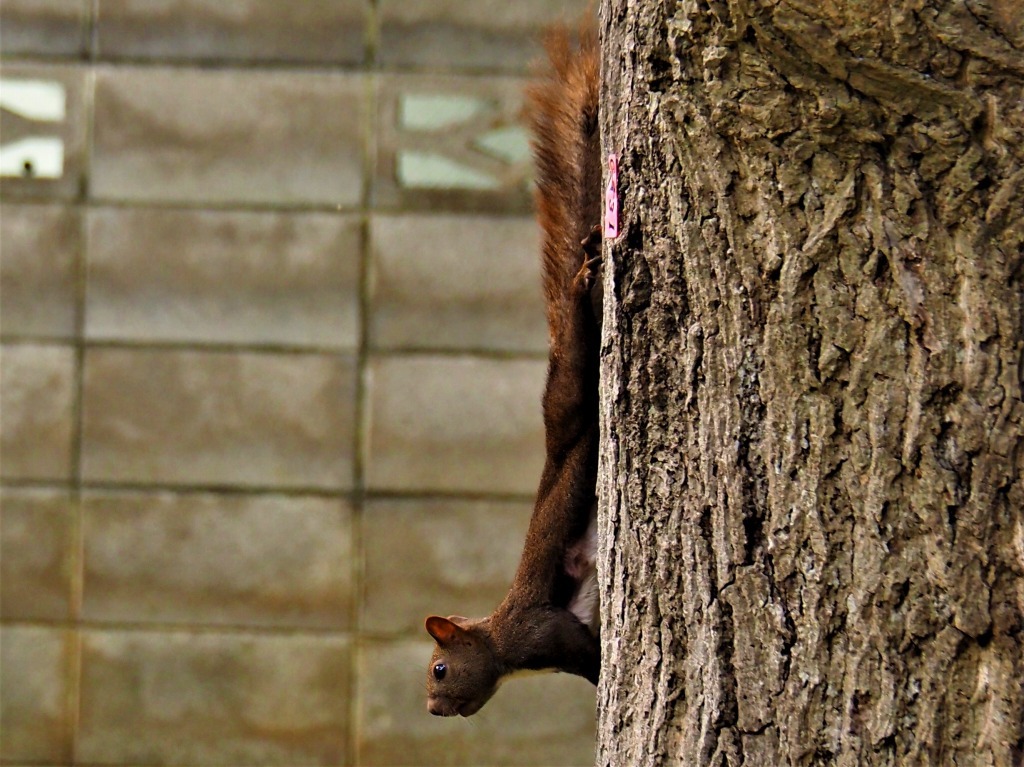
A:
525,25,601,348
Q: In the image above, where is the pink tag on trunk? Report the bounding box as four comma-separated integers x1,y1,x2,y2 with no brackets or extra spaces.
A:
604,154,619,239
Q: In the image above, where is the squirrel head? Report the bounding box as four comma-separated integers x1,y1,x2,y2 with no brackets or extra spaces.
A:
424,615,501,717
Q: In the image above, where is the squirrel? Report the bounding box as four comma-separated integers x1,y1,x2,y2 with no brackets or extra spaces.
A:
424,24,602,718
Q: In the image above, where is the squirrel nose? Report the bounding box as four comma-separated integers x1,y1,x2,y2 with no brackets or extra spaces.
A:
427,699,445,716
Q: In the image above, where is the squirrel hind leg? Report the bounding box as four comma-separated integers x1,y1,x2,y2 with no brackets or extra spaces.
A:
573,224,603,293
575,224,603,321
580,224,602,271
581,224,602,258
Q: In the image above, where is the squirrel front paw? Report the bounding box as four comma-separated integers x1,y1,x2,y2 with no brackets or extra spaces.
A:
574,225,603,292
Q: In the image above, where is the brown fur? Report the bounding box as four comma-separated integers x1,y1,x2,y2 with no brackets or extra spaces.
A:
527,25,602,352
425,25,602,718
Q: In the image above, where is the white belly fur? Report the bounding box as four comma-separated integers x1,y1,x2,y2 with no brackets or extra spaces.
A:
565,504,599,635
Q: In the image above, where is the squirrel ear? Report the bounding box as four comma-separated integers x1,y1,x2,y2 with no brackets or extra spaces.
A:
425,615,462,645
447,615,470,627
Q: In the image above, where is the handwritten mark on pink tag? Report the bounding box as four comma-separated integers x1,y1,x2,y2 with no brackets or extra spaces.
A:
604,154,619,239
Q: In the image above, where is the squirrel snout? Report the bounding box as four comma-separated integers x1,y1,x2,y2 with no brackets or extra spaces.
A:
427,698,454,717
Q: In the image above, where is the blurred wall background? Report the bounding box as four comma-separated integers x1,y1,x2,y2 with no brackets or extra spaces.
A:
0,1,596,764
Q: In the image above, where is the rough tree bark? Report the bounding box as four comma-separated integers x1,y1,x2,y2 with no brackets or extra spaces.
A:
596,1,1023,765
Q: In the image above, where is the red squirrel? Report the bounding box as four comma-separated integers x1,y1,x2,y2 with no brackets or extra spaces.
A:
424,25,602,718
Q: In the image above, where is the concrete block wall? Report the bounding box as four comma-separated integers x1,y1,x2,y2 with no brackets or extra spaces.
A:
0,1,596,764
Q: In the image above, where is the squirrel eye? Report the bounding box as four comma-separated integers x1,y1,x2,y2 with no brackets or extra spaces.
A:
432,662,447,681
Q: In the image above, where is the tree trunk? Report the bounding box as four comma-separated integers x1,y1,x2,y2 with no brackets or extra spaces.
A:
595,1,1024,765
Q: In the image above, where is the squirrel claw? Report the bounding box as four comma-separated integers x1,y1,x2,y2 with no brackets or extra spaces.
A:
574,225,603,291
574,256,601,292
581,225,602,258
